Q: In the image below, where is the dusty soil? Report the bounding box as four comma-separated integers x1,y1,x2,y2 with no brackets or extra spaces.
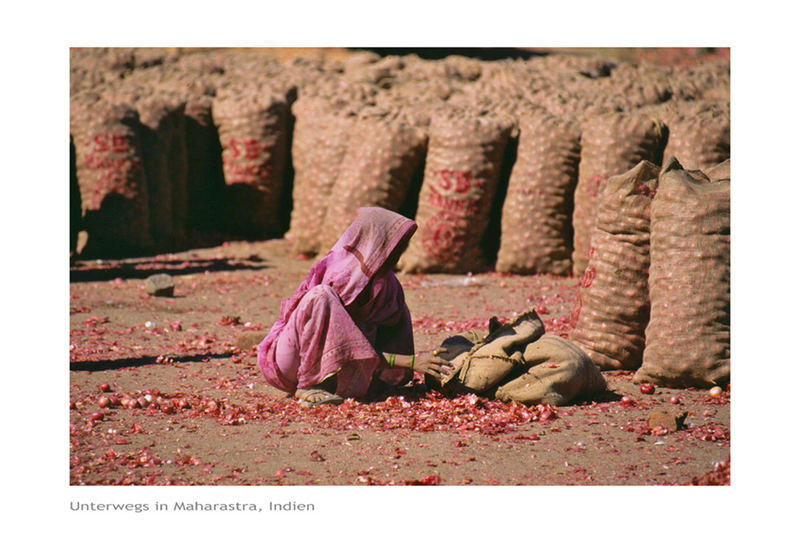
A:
69,238,730,486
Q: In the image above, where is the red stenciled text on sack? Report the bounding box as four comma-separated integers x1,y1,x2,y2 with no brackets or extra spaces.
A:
82,154,142,173
222,138,274,185
82,134,143,182
421,169,485,262
87,134,133,154
82,135,144,209
226,138,269,161
428,169,484,216
421,212,465,264
437,169,484,195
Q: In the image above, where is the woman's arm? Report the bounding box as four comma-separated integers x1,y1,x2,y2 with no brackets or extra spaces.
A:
382,349,454,381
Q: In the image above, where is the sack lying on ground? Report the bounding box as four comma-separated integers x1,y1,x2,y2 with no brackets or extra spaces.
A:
572,110,667,275
568,160,660,370
635,157,730,387
441,308,545,392
495,334,606,406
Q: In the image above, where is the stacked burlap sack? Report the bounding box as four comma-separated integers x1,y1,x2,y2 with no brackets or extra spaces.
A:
572,110,667,276
659,100,730,172
568,156,730,388
669,61,730,102
105,57,228,238
173,78,226,232
70,91,152,255
129,90,188,248
568,161,659,370
495,103,581,275
70,48,730,267
99,73,194,250
286,96,359,256
399,105,512,273
635,157,730,387
317,106,428,253
70,138,80,254
212,85,291,236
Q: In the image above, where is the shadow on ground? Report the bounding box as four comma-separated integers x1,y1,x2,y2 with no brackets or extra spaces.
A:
70,256,271,283
70,351,234,372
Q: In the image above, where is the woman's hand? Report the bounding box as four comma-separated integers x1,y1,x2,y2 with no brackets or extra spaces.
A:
410,348,455,380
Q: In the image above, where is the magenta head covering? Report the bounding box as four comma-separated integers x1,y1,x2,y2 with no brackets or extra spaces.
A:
325,206,417,305
256,207,417,396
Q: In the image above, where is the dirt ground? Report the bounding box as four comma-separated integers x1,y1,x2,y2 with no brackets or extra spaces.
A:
69,238,730,487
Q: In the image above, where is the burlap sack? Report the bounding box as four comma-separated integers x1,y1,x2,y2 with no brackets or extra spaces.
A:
70,47,136,75
635,157,730,388
442,309,545,393
437,95,520,268
568,160,660,369
670,61,730,102
70,136,81,253
70,93,152,254
286,97,357,255
134,92,188,248
342,54,406,88
181,87,225,232
601,62,674,108
662,101,730,171
399,106,512,273
572,110,667,275
495,334,606,406
212,87,290,236
317,107,428,253
162,91,189,242
705,158,730,181
495,104,581,275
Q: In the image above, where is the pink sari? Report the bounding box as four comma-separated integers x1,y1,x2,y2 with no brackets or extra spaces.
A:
257,207,417,398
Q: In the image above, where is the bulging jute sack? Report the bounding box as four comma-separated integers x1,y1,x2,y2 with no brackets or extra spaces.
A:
495,104,581,275
180,85,225,232
287,96,357,256
162,91,189,243
317,107,428,253
134,91,188,248
442,309,545,393
662,100,730,171
635,157,730,388
495,334,606,406
569,160,660,370
212,88,290,236
572,110,667,275
399,106,512,273
705,158,730,181
70,136,81,253
70,93,152,254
